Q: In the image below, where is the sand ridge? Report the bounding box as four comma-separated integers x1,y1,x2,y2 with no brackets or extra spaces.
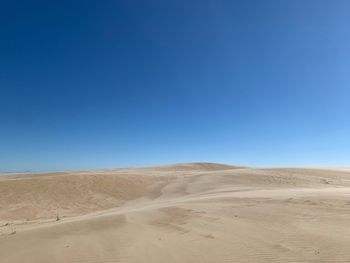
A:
1,163,350,262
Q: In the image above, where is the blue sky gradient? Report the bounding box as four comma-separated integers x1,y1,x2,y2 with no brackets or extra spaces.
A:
1,0,350,171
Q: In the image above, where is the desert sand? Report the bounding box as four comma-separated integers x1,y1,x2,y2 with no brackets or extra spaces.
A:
1,162,350,262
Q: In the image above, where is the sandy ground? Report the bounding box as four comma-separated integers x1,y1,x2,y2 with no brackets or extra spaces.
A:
1,162,350,262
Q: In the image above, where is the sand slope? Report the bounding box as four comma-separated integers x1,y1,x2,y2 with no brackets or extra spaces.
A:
1,163,350,262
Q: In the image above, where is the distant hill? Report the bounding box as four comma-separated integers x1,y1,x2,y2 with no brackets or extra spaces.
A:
143,162,245,171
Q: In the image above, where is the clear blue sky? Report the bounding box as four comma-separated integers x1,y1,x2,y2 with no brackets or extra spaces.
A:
1,0,349,171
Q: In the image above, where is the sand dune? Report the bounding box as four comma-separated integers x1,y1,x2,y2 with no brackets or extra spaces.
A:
1,163,350,262
143,162,245,171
